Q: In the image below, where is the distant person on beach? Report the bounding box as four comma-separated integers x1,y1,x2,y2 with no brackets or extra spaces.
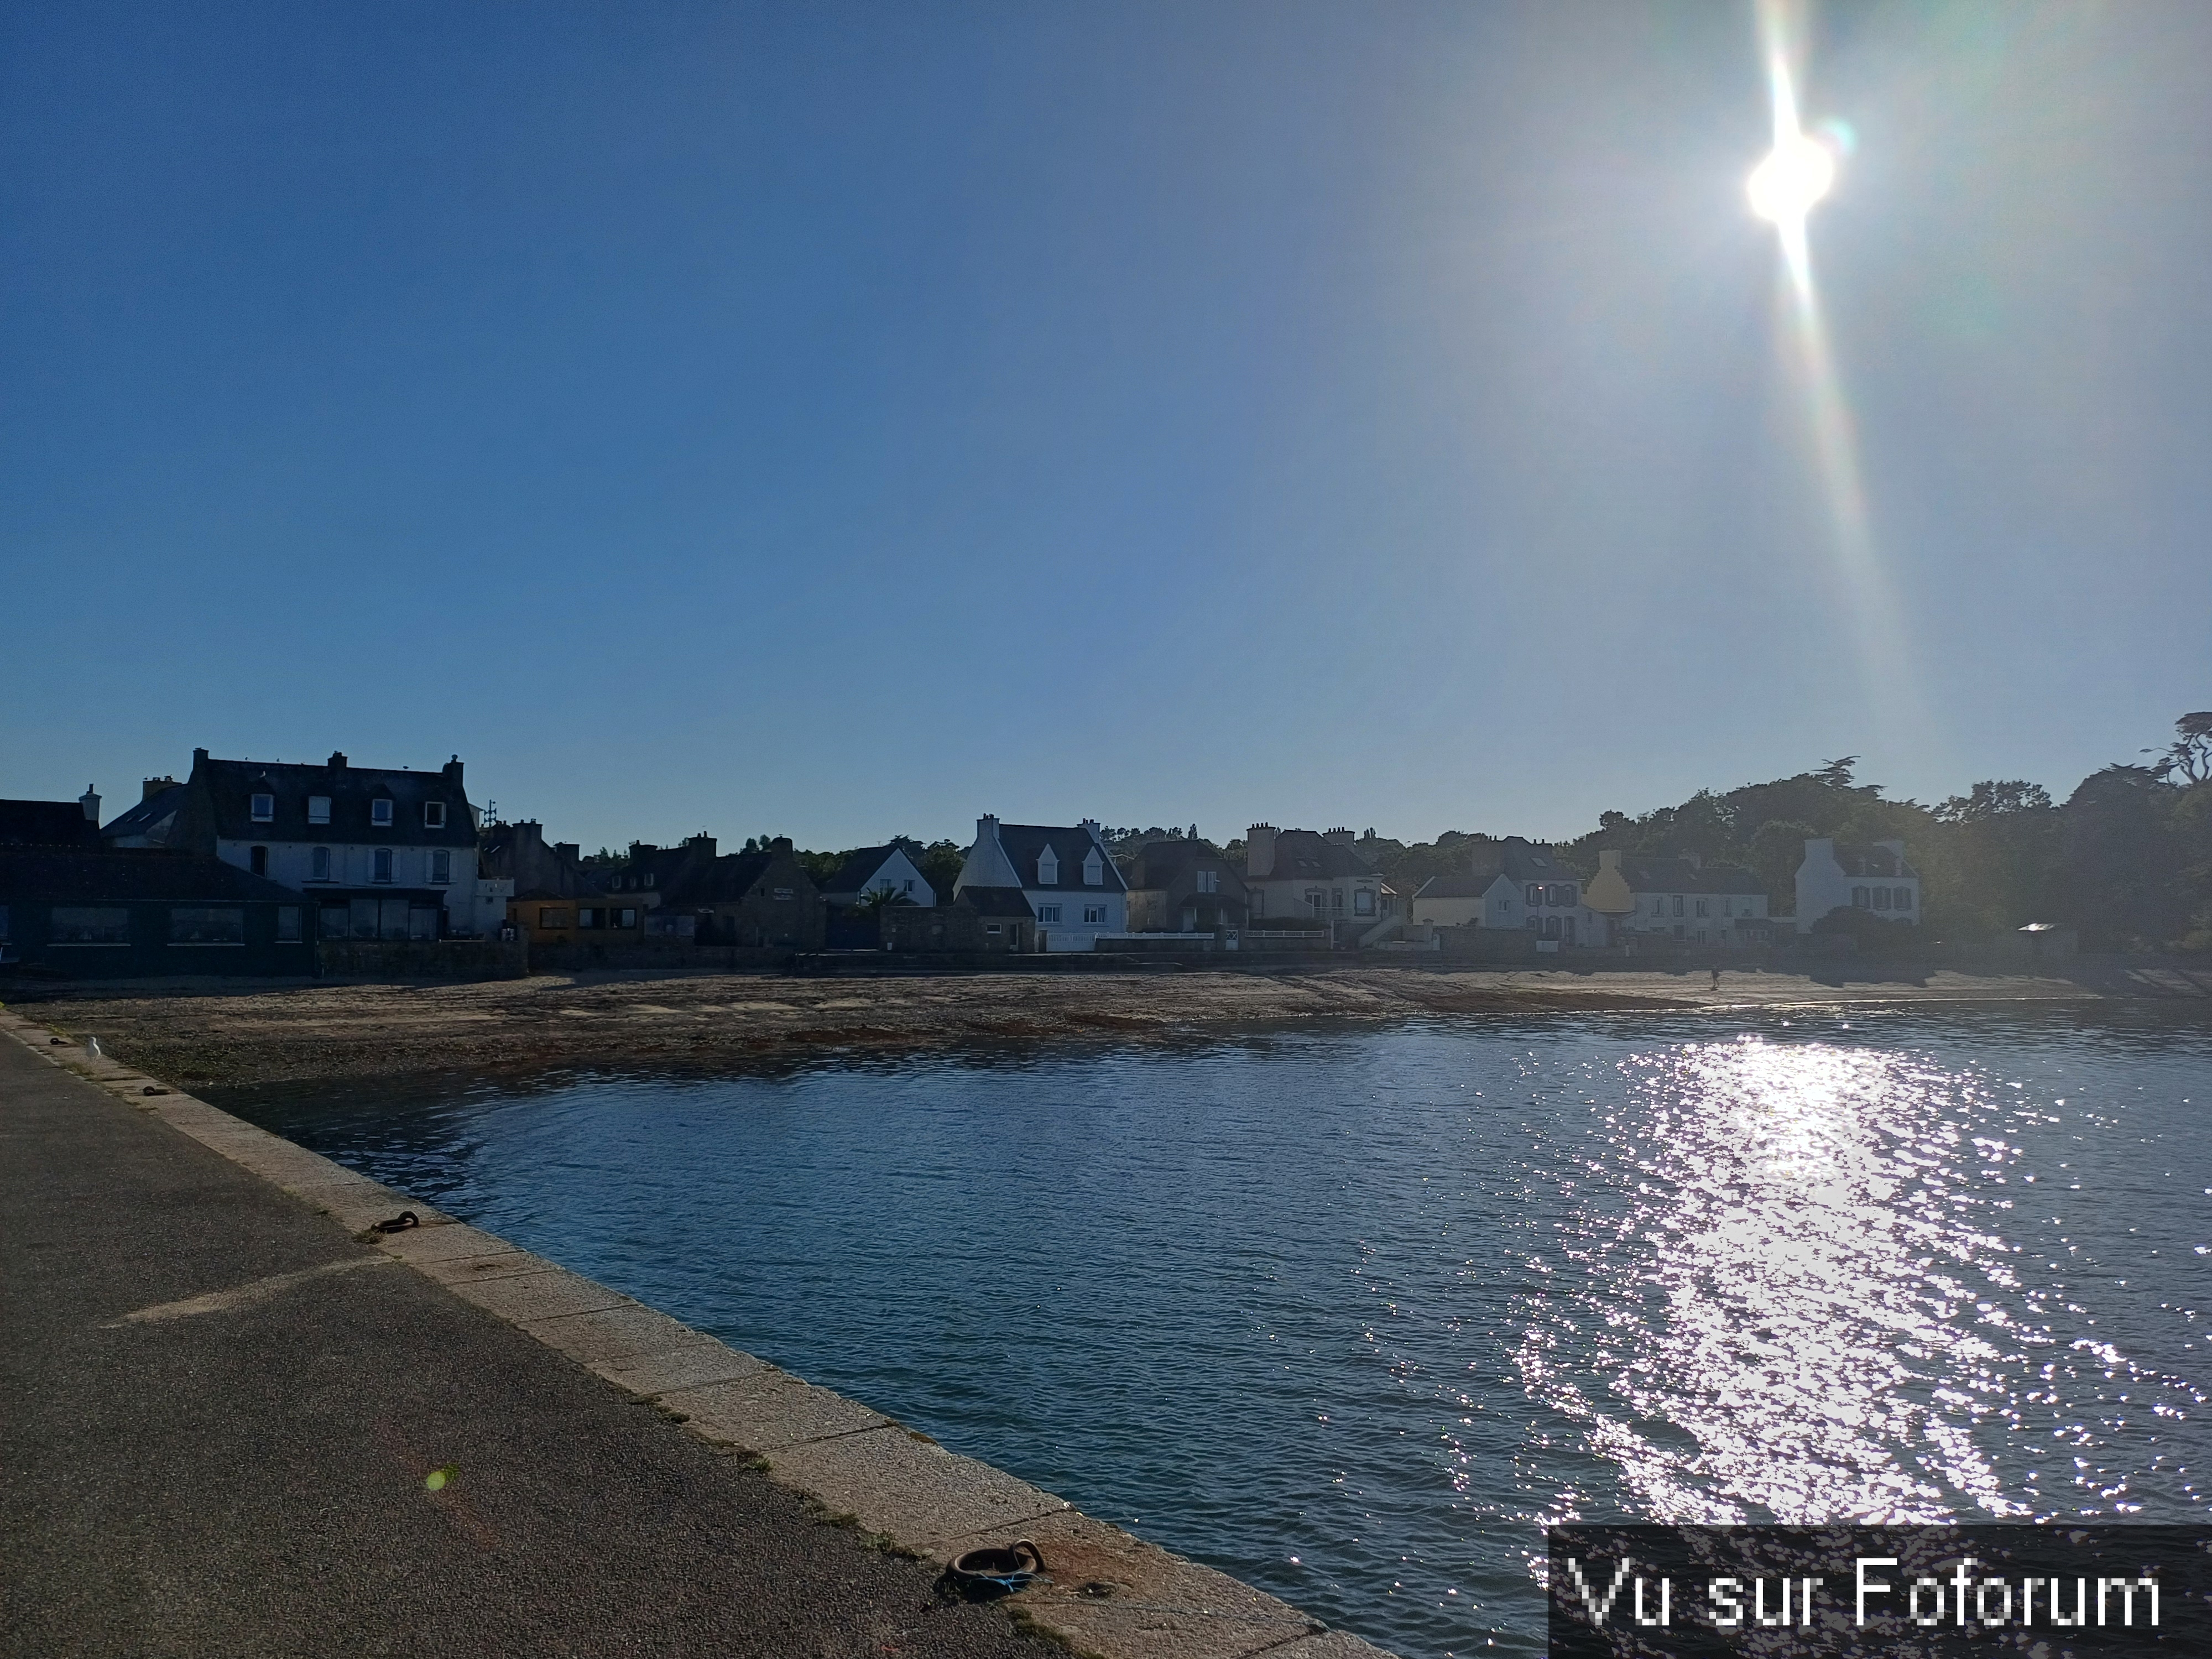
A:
1709,963,1720,990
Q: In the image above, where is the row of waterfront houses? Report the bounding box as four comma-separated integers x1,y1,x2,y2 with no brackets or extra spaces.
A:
0,745,1923,977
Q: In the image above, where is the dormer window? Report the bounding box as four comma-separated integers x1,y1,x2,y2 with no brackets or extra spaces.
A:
1082,853,1103,886
424,801,447,829
1037,847,1058,885
307,796,331,825
250,792,274,822
371,798,394,828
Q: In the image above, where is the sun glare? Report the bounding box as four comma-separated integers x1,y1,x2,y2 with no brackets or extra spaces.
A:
1746,131,1835,228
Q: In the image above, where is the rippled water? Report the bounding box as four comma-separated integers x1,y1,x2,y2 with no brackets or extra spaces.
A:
220,1007,2211,1657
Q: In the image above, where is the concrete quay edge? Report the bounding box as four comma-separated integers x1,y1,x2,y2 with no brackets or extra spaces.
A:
0,1006,1395,1659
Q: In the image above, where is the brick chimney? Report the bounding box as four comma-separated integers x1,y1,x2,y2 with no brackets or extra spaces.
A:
142,776,177,802
1246,823,1276,878
1323,827,1354,847
442,755,464,785
80,785,100,823
327,750,347,771
976,815,999,846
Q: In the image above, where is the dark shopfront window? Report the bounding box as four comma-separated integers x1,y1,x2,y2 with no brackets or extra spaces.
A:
51,906,131,945
170,907,246,945
345,898,436,940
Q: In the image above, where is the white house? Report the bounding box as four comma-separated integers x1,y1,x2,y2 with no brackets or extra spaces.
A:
1582,849,1773,947
1410,836,1598,945
103,748,495,938
1794,837,1919,933
819,843,936,909
955,816,1126,951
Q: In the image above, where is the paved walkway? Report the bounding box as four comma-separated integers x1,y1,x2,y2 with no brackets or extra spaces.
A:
0,1031,1059,1658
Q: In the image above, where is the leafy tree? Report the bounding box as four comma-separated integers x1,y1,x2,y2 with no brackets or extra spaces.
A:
2151,712,2212,785
1747,819,1818,906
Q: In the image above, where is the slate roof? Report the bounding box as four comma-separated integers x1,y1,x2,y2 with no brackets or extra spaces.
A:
1125,838,1242,892
1411,837,1573,901
1830,843,1918,879
603,839,719,895
1249,830,1380,883
1615,857,1766,896
0,800,100,849
664,852,779,906
0,850,302,904
100,785,187,847
820,843,919,899
954,885,1035,919
1411,869,1506,901
178,752,477,848
993,824,1127,893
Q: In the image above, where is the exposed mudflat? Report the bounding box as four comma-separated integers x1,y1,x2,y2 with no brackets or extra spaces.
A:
6,960,2175,1091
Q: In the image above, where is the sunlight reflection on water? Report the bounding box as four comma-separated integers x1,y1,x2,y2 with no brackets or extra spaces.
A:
1512,1034,2204,1541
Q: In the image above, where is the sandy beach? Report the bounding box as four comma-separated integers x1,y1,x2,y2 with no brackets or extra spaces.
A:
11,959,2200,1092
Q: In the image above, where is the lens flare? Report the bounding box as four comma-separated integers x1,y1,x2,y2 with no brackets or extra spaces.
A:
1751,0,1916,722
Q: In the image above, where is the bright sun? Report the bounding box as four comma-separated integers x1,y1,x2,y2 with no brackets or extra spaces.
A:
1746,131,1835,227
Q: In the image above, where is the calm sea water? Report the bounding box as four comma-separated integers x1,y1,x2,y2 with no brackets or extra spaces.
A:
218,1008,2212,1657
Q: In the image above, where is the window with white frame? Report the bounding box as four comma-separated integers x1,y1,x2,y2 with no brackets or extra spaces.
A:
1853,886,1870,908
1354,889,1375,916
250,792,274,822
1037,848,1058,884
307,795,331,825
1307,889,1325,916
371,798,394,827
1083,905,1105,924
310,846,331,881
1525,884,1541,905
373,848,394,883
1082,853,1102,886
1672,895,1684,917
1037,904,1062,924
1196,869,1218,894
424,801,446,828
1695,899,1709,917
430,849,451,884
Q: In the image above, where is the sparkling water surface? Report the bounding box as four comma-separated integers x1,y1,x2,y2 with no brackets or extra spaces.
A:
218,1007,2212,1657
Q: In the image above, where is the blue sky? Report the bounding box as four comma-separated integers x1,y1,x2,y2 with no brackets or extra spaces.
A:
4,2,2207,852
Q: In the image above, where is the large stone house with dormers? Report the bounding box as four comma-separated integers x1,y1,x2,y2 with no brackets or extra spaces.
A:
1241,826,1388,934
954,816,1126,951
102,748,495,940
